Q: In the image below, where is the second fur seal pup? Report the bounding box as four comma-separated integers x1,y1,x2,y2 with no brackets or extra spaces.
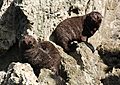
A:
50,11,102,52
20,35,61,76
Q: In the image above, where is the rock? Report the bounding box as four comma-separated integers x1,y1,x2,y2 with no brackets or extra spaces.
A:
101,67,120,85
97,41,120,72
0,0,30,55
38,68,64,85
0,0,3,9
0,2,16,55
0,71,6,84
59,42,105,85
3,62,39,85
97,41,120,85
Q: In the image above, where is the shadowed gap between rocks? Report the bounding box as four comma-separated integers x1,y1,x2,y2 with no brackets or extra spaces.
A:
97,45,120,73
0,2,30,37
101,75,120,85
0,0,3,9
0,41,21,71
68,51,84,70
59,64,69,84
97,44,120,85
68,6,80,16
50,73,66,85
0,1,32,71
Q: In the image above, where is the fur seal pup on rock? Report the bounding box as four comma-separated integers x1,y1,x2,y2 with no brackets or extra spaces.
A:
50,11,103,52
20,35,61,76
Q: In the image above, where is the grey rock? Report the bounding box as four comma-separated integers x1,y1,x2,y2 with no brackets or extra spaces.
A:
59,43,105,85
3,62,39,85
0,71,6,84
38,68,64,85
0,0,30,55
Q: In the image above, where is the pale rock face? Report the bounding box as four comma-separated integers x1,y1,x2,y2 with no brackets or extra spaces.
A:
58,43,105,85
38,68,64,85
3,62,39,85
0,71,6,84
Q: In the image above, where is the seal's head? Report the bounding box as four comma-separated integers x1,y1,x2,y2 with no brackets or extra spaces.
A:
20,35,37,50
89,11,102,27
83,11,103,37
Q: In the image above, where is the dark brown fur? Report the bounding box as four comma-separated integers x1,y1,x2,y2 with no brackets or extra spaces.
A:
20,35,61,76
50,11,102,52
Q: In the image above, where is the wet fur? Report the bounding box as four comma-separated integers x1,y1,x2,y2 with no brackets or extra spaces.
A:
50,11,102,52
20,35,61,76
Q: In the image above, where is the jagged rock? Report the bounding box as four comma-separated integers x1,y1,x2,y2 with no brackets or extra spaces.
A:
59,42,105,85
38,68,64,85
97,41,120,72
101,68,120,85
0,71,6,84
0,0,30,55
3,62,39,85
0,2,16,55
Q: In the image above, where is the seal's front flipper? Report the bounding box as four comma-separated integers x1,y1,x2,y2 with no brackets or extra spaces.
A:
84,42,95,53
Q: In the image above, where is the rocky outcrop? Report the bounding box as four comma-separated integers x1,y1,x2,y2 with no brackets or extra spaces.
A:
0,0,120,85
38,68,64,85
58,43,105,85
0,0,30,56
3,62,39,85
0,71,6,84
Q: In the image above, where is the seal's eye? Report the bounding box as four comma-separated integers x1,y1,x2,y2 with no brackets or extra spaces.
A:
29,41,32,44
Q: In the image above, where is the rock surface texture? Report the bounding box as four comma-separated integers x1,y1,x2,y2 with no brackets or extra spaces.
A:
0,0,120,85
3,62,39,85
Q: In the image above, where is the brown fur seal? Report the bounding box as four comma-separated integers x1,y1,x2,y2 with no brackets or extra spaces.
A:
50,11,102,52
20,35,61,76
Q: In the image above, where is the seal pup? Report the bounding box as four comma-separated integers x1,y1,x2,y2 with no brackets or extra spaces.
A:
20,35,61,76
50,11,102,52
